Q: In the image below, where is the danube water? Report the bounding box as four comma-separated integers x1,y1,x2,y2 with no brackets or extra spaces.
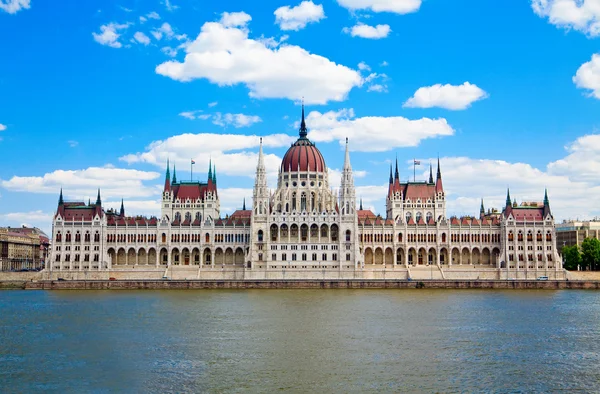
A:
1,289,599,393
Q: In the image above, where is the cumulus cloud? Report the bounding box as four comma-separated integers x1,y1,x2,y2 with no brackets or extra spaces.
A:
220,11,252,28
305,108,454,152
0,124,6,131
337,0,421,14
403,82,488,110
212,113,262,128
155,12,363,104
208,101,218,107
92,22,130,48
151,22,187,41
1,167,160,199
573,53,600,99
532,0,600,37
343,23,391,39
133,31,151,45
274,1,325,31
178,110,209,120
147,11,160,20
164,0,178,12
119,132,296,179
0,0,30,14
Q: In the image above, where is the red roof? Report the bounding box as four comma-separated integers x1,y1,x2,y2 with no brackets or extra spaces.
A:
281,138,326,173
171,182,212,201
389,182,438,201
230,210,252,219
358,210,376,219
510,207,544,222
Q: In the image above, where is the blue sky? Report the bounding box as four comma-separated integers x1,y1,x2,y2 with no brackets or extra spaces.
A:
1,0,600,233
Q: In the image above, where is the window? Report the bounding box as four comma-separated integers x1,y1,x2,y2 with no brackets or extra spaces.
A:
346,230,351,242
258,253,263,261
405,212,412,223
426,212,433,223
282,253,287,261
332,253,338,261
302,253,307,261
258,230,263,242
416,212,422,222
312,253,317,261
272,253,277,261
346,253,350,261
292,253,297,261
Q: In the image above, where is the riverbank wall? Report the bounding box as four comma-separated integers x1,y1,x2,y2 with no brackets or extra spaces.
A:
2,279,599,290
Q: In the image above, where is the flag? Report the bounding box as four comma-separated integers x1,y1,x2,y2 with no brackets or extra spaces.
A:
414,159,421,165
191,159,196,165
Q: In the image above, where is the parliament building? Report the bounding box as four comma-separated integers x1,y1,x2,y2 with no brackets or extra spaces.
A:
49,108,564,280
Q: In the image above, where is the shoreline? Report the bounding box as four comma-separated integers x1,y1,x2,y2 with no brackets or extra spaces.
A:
1,279,599,290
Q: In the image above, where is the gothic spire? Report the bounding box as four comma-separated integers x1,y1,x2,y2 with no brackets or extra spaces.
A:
543,188,552,217
506,188,511,207
480,199,485,216
343,137,352,170
212,164,217,184
394,156,399,181
257,138,265,170
389,164,393,184
299,101,307,139
544,188,549,206
208,159,212,181
120,199,125,216
360,198,363,210
172,165,177,184
436,156,442,179
243,197,246,210
59,188,64,206
164,159,171,191
429,163,434,183
96,188,101,206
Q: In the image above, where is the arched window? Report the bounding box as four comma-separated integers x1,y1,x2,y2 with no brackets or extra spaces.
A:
442,233,447,243
292,193,297,211
300,192,307,211
405,212,412,223
416,212,422,222
426,212,433,223
66,232,71,242
398,233,403,242
258,230,263,242
175,212,181,222
311,192,315,211
346,230,351,242
205,233,210,243
185,212,191,222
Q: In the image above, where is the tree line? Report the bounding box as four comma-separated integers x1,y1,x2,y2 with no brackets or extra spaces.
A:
562,237,600,271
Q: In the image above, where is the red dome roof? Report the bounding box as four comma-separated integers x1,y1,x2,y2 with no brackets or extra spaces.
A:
281,139,326,173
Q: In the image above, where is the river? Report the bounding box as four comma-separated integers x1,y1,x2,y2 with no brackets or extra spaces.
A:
1,289,599,393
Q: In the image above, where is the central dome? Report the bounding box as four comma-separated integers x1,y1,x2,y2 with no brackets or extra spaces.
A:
281,105,326,173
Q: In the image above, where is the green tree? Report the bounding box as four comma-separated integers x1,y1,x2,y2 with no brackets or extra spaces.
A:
562,245,582,271
581,237,600,271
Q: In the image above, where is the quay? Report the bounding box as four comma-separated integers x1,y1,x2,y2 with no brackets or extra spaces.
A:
1,279,599,290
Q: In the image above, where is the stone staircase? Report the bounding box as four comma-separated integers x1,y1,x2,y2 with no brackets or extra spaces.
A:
407,265,445,280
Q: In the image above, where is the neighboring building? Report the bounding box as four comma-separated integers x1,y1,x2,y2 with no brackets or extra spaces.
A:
556,220,600,254
0,226,49,271
49,107,562,277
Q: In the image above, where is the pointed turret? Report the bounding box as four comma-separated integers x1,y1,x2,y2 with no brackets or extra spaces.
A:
360,198,363,210
164,159,171,191
506,188,512,207
389,164,393,184
429,164,434,184
480,199,485,219
172,165,177,184
299,101,307,139
88,198,91,206
208,159,212,181
212,164,217,184
435,157,444,194
394,156,399,181
120,199,125,217
543,188,552,218
96,188,101,206
243,197,246,210
257,138,265,170
58,188,64,206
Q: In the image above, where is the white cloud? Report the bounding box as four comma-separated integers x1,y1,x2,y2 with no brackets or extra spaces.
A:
67,140,79,148
358,61,371,71
364,72,388,92
305,108,454,152
367,84,387,92
337,0,421,14
343,23,391,39
178,110,202,120
161,46,177,57
274,1,325,31
380,60,388,66
147,11,160,19
0,124,6,131
403,82,488,110
134,31,151,45
104,199,162,217
92,22,130,48
212,113,262,128
120,6,133,12
155,13,363,104
220,11,252,28
547,134,600,182
1,167,160,199
532,0,600,37
119,133,295,179
573,53,600,99
140,16,147,23
208,101,218,107
164,0,178,12
0,0,30,14
0,210,52,223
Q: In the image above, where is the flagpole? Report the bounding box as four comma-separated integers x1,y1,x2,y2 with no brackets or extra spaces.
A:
190,159,193,182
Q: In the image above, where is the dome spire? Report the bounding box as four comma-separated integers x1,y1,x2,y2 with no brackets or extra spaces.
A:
299,99,307,139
